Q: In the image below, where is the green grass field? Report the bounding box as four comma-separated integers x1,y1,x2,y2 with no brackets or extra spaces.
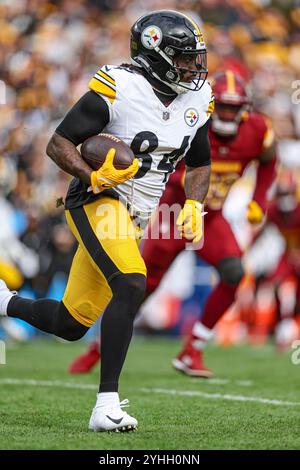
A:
0,337,299,450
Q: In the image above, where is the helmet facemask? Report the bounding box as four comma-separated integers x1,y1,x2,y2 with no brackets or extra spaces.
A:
211,102,248,137
151,42,208,94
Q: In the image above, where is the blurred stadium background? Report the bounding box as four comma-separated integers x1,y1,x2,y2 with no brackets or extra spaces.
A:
1,0,300,349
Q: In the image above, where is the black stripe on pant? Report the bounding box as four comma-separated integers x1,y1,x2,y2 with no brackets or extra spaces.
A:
69,206,121,283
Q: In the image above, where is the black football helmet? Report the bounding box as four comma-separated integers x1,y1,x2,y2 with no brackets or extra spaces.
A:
130,10,208,94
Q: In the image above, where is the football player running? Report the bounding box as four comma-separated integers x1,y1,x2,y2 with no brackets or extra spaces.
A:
143,70,277,377
0,11,213,431
68,71,277,379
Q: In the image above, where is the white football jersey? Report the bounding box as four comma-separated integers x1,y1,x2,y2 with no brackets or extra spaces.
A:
89,65,214,215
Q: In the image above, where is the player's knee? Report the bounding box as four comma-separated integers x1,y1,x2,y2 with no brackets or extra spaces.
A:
110,273,146,307
217,257,244,286
58,327,87,342
54,303,89,341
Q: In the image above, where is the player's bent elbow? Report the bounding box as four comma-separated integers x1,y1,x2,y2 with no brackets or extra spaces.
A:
46,134,57,160
46,132,68,162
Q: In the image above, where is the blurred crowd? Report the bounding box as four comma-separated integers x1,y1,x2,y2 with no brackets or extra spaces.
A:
1,0,300,343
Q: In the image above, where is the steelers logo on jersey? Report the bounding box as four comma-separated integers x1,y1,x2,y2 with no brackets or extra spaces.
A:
141,26,163,49
184,108,199,127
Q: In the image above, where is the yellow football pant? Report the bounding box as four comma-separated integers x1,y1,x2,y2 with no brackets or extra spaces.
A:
63,197,146,327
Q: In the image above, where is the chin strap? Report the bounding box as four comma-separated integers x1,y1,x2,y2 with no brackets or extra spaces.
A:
152,71,189,95
132,56,196,95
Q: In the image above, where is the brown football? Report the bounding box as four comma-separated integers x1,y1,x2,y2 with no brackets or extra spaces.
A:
81,133,135,170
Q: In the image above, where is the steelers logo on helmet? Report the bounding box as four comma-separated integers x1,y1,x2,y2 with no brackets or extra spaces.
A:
184,108,199,127
141,25,163,50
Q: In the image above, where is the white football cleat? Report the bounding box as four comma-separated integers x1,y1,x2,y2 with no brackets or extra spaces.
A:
89,398,138,432
0,280,17,317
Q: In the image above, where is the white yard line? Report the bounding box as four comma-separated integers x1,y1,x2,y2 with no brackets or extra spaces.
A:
0,377,299,407
0,378,96,390
193,378,230,385
190,378,253,386
140,388,300,407
236,380,253,387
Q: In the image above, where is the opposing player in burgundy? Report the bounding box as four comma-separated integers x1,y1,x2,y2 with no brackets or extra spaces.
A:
261,172,300,323
144,70,277,377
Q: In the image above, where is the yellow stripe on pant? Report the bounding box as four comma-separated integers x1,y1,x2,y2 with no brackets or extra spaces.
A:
63,197,147,327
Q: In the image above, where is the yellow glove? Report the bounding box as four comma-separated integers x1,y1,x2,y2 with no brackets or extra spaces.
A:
247,200,264,224
90,148,139,194
176,199,204,243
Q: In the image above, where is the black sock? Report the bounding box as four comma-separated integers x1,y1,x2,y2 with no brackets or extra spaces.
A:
99,274,146,393
7,296,88,341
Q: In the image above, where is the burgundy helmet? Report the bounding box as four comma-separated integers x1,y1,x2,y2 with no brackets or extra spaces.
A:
211,70,250,136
